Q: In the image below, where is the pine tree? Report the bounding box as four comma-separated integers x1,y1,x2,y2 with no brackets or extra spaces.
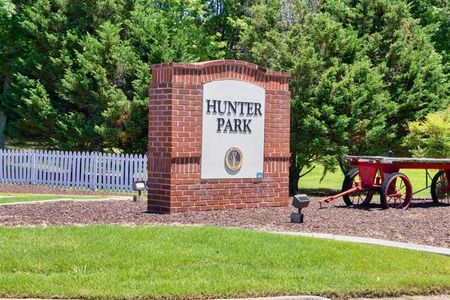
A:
238,0,449,193
2,0,224,152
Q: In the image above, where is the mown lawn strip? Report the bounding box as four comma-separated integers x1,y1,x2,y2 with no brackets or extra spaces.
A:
0,225,448,299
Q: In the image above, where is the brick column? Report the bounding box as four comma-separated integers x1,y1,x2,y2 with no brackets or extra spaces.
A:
148,60,290,213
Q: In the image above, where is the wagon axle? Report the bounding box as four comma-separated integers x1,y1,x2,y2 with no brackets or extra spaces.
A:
319,181,364,208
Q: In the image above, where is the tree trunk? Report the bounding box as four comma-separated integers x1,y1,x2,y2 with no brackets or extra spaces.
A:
289,157,301,196
338,156,351,175
1,74,11,149
0,111,6,149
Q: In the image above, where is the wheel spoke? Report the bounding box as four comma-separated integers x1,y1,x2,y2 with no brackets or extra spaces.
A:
432,172,450,205
382,173,411,209
342,169,373,207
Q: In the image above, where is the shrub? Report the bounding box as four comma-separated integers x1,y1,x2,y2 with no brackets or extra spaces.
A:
403,106,450,158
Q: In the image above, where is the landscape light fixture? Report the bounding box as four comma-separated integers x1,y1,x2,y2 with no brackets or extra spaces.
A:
132,180,147,202
290,194,310,223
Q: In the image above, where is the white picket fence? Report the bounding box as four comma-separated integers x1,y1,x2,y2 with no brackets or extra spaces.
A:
0,149,147,192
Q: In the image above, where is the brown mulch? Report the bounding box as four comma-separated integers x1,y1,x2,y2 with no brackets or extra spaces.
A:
0,183,126,195
0,192,448,248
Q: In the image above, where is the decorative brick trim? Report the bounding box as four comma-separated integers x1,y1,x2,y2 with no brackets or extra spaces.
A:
151,60,290,91
148,60,291,213
170,157,200,174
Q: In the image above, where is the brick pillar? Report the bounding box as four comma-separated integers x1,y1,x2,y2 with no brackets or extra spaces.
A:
148,60,291,213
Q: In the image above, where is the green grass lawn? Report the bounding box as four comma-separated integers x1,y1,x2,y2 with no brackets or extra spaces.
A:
0,193,105,205
299,165,438,198
0,226,448,299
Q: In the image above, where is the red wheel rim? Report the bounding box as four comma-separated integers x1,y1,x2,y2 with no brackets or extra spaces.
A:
435,173,450,204
385,175,412,209
349,181,372,205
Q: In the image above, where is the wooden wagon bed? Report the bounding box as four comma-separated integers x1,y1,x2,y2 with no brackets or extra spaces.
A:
345,155,450,168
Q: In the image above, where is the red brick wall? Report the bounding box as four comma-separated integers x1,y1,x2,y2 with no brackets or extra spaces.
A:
148,60,291,213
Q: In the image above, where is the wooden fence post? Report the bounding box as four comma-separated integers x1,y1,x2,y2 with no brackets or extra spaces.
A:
31,151,36,184
92,152,98,191
0,149,3,183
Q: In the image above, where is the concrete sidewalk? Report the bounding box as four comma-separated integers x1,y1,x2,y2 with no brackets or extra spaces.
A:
216,295,450,300
353,296,450,300
274,231,450,256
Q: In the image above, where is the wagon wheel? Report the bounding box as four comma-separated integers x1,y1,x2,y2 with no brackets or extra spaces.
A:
342,168,373,206
380,172,412,209
431,170,450,204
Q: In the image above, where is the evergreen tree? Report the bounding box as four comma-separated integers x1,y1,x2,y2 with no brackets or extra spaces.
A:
2,0,224,152
407,0,449,64
322,0,449,151
238,0,449,193
0,0,16,148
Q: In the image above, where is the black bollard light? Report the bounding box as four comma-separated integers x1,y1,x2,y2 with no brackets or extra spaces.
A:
132,180,147,202
290,194,310,223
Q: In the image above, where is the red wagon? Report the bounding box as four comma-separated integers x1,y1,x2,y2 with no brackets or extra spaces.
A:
321,156,450,209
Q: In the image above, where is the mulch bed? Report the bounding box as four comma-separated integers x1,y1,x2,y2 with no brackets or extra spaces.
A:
0,183,126,195
0,186,448,248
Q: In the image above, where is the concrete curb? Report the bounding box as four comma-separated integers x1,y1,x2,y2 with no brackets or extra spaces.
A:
1,297,329,300
214,297,329,300
273,231,450,256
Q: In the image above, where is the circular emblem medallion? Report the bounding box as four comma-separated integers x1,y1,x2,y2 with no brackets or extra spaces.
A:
224,147,243,173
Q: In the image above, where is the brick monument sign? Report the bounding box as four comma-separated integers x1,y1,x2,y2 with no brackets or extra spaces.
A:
148,60,291,213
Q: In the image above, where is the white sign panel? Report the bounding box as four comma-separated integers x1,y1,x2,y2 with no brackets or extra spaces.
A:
201,80,265,179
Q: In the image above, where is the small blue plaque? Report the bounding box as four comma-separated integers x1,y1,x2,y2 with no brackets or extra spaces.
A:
256,172,263,179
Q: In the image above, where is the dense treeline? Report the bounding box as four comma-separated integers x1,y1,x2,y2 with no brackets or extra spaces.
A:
1,0,449,191
0,0,225,152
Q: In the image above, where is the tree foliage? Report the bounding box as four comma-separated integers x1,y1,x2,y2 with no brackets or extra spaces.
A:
403,106,450,158
1,0,224,152
407,0,449,65
236,0,448,192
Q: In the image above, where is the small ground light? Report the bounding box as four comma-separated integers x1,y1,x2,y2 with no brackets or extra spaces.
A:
290,194,310,223
132,180,147,202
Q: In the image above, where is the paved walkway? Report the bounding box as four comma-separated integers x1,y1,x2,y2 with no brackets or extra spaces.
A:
230,296,450,300
218,296,450,300
274,231,450,256
353,296,450,300
216,297,328,300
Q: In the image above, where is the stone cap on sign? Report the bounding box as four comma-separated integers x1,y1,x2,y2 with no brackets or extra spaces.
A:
151,60,291,90
152,60,290,77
